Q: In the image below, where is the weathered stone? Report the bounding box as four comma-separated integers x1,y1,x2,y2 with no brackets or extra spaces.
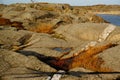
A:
0,3,120,80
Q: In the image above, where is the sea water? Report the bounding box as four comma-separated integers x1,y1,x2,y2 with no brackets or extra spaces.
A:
97,14,120,26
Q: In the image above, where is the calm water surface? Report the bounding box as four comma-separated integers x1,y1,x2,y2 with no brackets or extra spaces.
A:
97,14,120,26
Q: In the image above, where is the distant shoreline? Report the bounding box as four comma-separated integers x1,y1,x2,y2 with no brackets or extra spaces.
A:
92,11,120,15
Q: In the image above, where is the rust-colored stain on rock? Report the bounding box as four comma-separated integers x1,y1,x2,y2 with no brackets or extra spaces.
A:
0,17,11,25
29,23,53,33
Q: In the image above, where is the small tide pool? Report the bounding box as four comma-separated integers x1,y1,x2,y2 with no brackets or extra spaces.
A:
52,47,72,53
97,14,120,26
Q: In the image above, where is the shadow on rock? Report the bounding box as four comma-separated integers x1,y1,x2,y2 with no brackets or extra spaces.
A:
68,71,120,77
5,67,120,79
17,50,71,71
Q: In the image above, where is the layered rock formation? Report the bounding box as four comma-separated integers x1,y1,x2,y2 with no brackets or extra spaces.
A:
0,3,107,32
0,3,120,80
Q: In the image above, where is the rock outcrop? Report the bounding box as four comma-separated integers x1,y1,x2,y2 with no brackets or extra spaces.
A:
0,3,107,33
0,3,120,80
0,23,120,80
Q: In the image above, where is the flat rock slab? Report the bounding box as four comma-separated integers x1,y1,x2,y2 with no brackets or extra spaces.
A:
0,23,120,80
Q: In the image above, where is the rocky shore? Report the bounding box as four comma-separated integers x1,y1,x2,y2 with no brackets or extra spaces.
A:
73,4,120,15
0,3,120,80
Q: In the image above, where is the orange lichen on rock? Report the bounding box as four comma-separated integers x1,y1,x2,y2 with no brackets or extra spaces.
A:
13,42,118,72
29,23,54,33
46,43,117,72
11,21,24,30
64,43,116,72
0,17,25,30
0,17,11,25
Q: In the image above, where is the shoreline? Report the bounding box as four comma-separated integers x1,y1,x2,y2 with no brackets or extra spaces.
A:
92,11,120,15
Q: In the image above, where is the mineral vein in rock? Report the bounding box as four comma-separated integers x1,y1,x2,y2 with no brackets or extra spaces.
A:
98,24,116,42
75,24,116,56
